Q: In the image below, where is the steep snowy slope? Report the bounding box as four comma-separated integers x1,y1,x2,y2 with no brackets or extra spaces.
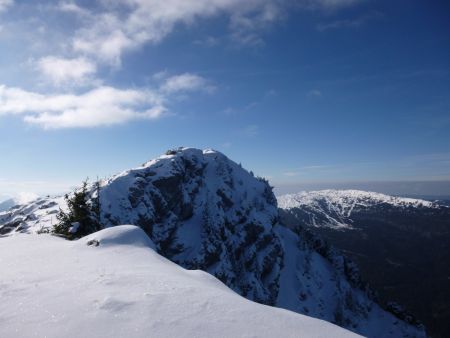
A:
0,225,361,338
279,190,450,337
0,148,425,337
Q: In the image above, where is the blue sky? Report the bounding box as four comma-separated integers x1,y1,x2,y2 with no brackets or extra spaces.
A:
0,0,449,198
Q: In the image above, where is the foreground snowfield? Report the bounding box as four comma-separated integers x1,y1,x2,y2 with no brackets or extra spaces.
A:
0,225,360,338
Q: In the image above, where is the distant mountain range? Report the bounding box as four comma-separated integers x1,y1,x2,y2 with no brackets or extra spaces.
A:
0,148,424,337
278,189,450,338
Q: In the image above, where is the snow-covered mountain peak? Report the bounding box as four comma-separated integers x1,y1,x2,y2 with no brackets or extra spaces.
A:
138,148,230,174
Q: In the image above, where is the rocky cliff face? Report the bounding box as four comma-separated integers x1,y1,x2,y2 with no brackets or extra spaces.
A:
99,148,282,305
0,148,425,337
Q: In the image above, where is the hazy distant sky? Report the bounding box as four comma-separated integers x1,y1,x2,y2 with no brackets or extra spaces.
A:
0,0,449,198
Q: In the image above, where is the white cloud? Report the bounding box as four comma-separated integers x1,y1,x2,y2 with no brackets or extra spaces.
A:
0,0,13,12
160,73,214,94
73,24,135,66
65,0,290,65
36,56,97,86
0,85,166,128
0,71,211,128
46,0,365,66
57,1,90,16
229,2,282,46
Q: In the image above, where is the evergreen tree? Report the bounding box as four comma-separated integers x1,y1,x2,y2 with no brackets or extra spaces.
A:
53,179,101,240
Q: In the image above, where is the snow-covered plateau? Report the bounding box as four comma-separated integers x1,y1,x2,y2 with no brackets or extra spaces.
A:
0,148,426,337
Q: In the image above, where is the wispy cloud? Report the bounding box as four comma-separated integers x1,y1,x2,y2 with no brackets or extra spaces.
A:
57,1,90,16
307,89,322,97
52,0,363,66
229,2,283,47
62,1,289,65
317,11,383,31
160,73,215,94
0,0,13,12
193,36,220,47
241,124,260,137
36,56,97,86
305,0,364,11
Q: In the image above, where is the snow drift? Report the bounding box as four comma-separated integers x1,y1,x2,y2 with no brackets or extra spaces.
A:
0,225,360,338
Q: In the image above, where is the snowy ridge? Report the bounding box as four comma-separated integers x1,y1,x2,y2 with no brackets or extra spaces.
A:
278,189,436,211
277,189,437,230
0,225,360,338
0,148,426,337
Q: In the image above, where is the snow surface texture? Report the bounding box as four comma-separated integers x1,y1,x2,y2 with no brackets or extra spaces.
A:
0,225,361,338
0,148,425,337
277,190,438,229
